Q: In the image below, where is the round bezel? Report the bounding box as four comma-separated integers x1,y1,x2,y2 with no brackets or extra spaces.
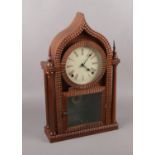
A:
61,40,107,89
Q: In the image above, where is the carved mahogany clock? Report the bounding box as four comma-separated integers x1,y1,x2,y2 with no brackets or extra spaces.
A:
41,12,120,142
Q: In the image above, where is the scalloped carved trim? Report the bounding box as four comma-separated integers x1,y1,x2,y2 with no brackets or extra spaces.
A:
47,12,114,133
49,12,113,66
44,123,118,142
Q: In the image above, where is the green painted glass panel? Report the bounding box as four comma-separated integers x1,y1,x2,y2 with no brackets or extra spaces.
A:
67,93,102,127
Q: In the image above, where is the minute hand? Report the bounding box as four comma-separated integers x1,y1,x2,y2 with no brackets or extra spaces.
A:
83,54,91,65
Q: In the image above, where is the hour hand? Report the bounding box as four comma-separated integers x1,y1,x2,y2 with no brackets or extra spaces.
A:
80,63,90,71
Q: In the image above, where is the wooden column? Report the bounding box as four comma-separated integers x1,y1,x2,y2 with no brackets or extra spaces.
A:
111,41,120,123
43,73,50,128
41,61,57,136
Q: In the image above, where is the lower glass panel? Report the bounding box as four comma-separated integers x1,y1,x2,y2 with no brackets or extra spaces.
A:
67,92,102,127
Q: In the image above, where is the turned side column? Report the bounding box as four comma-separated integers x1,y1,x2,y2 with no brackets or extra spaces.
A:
111,41,120,123
41,60,57,136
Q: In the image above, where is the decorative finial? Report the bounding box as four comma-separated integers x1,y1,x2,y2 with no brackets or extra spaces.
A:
76,12,84,16
113,40,117,58
113,40,116,52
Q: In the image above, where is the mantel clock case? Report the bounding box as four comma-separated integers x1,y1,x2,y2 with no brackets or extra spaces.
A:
41,12,120,142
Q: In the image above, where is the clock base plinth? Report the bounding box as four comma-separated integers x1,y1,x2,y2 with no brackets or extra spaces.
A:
44,123,118,142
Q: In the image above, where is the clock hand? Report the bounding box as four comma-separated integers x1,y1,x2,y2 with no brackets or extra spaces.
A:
81,64,95,75
80,63,91,71
83,65,90,71
82,53,92,65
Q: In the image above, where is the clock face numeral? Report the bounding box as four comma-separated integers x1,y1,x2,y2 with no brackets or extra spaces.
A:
88,73,91,77
81,48,84,55
74,73,78,80
74,51,78,57
91,54,96,60
65,46,103,85
68,70,74,77
82,75,84,81
67,65,73,68
68,57,74,61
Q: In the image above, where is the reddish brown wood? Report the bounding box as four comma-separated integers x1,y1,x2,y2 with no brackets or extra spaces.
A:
44,123,118,142
41,12,120,142
112,48,120,123
61,40,106,89
43,73,49,128
62,86,105,132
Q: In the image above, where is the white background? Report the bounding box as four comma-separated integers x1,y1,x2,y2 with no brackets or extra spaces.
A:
0,0,154,155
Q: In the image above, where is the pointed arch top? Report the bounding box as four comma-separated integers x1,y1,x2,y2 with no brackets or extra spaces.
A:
49,12,112,65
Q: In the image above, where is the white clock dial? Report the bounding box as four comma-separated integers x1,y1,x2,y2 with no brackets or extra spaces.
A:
65,46,103,85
